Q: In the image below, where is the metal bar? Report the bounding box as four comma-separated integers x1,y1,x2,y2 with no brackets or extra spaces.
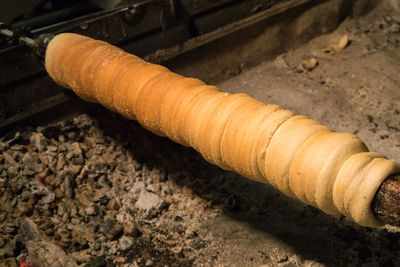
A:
11,4,98,30
0,28,14,38
31,0,154,34
145,0,316,63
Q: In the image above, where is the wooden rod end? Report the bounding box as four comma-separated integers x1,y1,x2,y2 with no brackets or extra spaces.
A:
372,174,400,227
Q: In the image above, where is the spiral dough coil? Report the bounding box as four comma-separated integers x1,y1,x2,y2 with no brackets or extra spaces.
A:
45,33,400,227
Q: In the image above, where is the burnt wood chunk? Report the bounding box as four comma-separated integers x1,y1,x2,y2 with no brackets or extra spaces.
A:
20,218,78,267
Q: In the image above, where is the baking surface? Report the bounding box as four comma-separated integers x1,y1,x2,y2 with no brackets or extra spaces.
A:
1,1,400,266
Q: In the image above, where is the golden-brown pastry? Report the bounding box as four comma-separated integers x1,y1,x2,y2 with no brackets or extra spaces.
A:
201,93,254,168
183,90,227,150
135,72,182,136
45,33,400,227
219,96,264,178
227,97,265,178
248,104,280,181
257,109,294,181
264,116,329,197
166,83,213,146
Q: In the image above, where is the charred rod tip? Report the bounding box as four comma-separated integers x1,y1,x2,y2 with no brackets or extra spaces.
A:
0,22,53,57
372,174,400,227
19,36,36,47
